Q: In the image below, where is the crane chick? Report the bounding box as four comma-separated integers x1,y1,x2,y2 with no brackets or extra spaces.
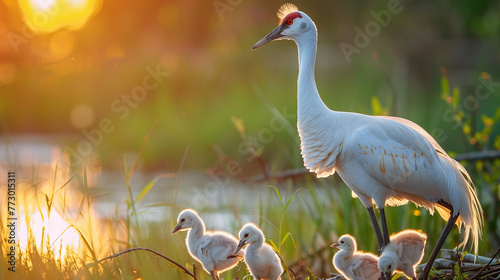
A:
234,223,284,280
378,230,427,280
171,209,244,280
332,234,381,280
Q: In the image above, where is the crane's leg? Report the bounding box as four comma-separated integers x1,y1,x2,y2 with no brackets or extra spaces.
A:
210,271,219,280
379,208,390,246
367,207,389,280
417,213,459,280
380,209,392,280
367,207,384,251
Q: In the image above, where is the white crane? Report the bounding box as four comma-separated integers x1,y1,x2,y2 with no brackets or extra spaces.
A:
378,230,427,280
331,234,381,280
251,4,483,279
234,223,284,280
171,209,244,280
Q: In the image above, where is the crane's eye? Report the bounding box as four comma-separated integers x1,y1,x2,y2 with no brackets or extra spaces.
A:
287,19,293,25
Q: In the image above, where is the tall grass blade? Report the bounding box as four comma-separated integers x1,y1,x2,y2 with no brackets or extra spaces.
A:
169,146,189,224
134,173,172,204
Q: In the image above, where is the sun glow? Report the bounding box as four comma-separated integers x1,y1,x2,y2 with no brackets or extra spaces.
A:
17,0,102,33
19,206,80,263
4,146,109,270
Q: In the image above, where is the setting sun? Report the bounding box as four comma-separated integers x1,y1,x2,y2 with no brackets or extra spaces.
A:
17,0,102,33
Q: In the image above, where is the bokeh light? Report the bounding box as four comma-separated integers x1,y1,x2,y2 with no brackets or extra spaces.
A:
17,0,102,33
70,103,95,129
0,63,17,85
49,30,74,59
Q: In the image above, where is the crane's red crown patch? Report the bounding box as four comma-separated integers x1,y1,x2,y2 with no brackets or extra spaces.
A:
277,3,300,25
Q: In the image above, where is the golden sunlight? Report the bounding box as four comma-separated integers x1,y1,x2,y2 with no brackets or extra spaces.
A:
19,207,80,263
10,146,109,270
17,0,102,33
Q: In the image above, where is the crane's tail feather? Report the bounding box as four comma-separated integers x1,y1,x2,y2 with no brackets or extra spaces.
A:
441,155,483,255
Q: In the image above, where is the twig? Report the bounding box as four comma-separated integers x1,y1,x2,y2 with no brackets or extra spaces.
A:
192,263,197,279
477,266,500,278
470,247,500,279
244,168,310,183
285,268,297,279
453,150,500,162
90,247,197,279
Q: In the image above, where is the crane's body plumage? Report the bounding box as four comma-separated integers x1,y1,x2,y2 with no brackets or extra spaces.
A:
289,9,481,252
252,4,483,279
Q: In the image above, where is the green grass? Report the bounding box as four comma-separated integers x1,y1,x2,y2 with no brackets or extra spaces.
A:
1,74,499,278
1,156,496,279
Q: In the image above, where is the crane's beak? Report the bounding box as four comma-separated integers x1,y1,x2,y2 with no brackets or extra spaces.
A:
234,239,246,254
252,25,285,49
171,223,182,234
330,242,339,248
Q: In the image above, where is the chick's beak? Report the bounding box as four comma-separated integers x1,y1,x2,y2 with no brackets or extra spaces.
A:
234,239,246,254
171,223,182,234
330,242,339,248
252,25,285,49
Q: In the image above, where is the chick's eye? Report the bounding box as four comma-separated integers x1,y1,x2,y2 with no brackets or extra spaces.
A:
388,265,392,269
340,240,344,244
244,233,249,238
180,219,185,222
287,19,293,25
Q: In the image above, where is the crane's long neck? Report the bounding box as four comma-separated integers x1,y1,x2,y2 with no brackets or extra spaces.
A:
296,30,330,121
246,236,264,257
333,249,352,272
187,218,205,245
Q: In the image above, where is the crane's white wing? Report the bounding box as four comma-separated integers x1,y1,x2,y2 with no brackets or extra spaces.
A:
347,116,482,253
205,231,240,262
299,112,345,178
379,116,446,155
398,237,426,263
198,237,215,272
348,116,451,208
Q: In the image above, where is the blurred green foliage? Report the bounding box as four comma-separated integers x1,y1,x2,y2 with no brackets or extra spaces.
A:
0,0,499,172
